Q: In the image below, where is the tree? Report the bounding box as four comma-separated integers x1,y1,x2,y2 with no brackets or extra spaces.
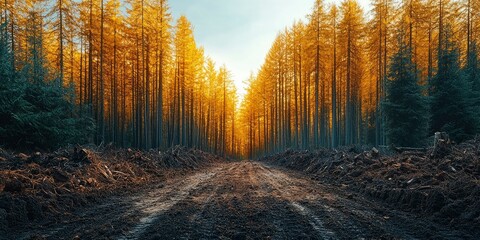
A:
49,0,76,84
338,0,364,145
368,0,392,146
308,0,326,148
329,5,339,148
464,42,480,122
384,34,428,147
150,0,172,149
0,10,94,150
430,26,477,141
99,0,105,143
0,21,13,82
172,16,196,147
2,0,240,155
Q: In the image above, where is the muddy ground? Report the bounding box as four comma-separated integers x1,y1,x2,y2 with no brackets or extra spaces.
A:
6,161,476,240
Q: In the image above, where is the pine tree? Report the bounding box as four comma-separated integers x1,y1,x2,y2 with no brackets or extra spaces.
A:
464,42,480,131
384,34,428,147
338,0,364,145
0,21,13,82
430,26,477,142
0,11,94,150
0,20,27,148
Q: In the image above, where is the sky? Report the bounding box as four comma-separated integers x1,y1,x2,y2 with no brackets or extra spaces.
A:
170,0,371,102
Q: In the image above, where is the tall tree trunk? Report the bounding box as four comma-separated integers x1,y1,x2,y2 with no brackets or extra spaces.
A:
99,0,105,143
59,0,64,85
332,12,337,148
88,0,93,117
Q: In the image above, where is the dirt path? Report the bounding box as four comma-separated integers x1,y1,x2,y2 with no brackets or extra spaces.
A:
16,161,474,239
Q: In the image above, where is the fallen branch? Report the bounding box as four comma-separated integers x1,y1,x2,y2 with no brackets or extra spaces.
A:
393,147,429,153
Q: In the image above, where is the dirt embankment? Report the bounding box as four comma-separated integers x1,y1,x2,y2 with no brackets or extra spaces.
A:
259,140,480,235
0,145,223,234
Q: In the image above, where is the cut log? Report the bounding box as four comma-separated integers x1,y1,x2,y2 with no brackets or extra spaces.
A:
393,147,428,153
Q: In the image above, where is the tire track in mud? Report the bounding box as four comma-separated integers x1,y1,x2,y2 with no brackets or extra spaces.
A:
188,184,219,238
119,170,217,240
18,166,224,240
258,162,469,239
136,161,321,239
256,162,344,238
290,202,336,239
135,162,256,239
257,162,416,239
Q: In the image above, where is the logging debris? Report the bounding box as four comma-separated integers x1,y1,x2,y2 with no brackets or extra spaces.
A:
0,145,223,231
260,138,480,233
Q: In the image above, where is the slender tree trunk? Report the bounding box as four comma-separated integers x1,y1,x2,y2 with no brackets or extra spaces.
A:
88,0,93,116
438,0,443,61
59,0,64,85
332,13,337,148
293,40,299,148
346,16,352,145
383,0,388,145
467,0,471,63
99,0,105,143
79,36,83,112
112,23,118,144
314,31,320,148
223,71,226,156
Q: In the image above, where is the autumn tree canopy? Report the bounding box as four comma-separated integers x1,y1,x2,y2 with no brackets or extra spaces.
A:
1,0,479,158
238,0,480,158
0,0,238,156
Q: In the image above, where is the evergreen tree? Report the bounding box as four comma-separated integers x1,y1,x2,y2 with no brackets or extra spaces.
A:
430,26,476,142
23,11,47,85
0,13,94,150
384,35,428,147
0,20,30,148
464,42,480,126
0,21,13,82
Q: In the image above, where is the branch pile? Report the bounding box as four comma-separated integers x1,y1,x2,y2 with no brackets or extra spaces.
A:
0,146,223,232
260,140,480,233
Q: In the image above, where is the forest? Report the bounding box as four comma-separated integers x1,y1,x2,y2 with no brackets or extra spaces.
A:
1,0,479,160
1,0,238,156
1,0,480,238
240,0,480,158
0,0,479,157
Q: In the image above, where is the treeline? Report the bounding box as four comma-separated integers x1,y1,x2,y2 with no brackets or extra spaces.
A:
0,0,238,156
239,0,480,158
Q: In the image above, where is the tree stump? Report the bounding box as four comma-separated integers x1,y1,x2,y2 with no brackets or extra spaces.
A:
431,132,451,158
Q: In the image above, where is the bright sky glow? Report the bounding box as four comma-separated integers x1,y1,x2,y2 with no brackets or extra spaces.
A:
170,0,371,102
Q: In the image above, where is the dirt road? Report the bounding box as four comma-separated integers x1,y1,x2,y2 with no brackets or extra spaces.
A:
16,161,473,239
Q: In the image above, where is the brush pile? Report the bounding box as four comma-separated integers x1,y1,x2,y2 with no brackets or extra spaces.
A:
0,145,222,232
260,139,480,232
